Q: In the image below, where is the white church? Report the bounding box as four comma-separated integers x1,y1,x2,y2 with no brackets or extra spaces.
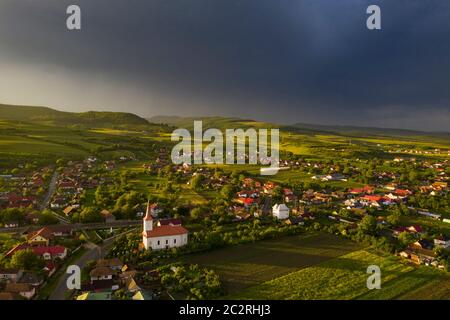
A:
142,203,188,250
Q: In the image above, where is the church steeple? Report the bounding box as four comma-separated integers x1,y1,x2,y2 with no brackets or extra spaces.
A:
143,200,153,231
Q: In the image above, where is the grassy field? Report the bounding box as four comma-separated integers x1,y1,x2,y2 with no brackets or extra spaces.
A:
183,232,363,295
229,249,450,300
356,266,450,300
119,161,214,205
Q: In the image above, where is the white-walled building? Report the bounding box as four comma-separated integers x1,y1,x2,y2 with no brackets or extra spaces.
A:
142,203,188,250
434,236,450,249
272,203,289,220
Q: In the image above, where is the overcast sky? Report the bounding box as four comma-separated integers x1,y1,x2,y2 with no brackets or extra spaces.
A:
0,0,449,131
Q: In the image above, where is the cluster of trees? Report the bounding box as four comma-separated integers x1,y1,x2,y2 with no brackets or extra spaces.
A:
186,222,304,256
0,208,56,226
76,182,148,222
107,233,143,264
159,264,223,299
308,221,395,253
408,193,450,215
71,207,103,223
36,210,59,225
8,249,44,271
434,247,450,271
0,208,26,225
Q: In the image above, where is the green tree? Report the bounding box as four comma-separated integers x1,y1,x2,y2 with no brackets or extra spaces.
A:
10,249,44,270
220,184,236,201
38,210,59,225
398,231,415,247
190,174,204,190
190,207,202,220
358,215,377,235
79,207,103,223
386,213,401,226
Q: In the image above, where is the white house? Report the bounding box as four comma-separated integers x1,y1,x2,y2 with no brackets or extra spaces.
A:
272,204,289,220
434,236,450,249
0,268,23,283
418,210,441,220
142,203,188,250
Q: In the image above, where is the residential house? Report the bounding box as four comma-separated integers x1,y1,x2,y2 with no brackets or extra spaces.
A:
394,189,412,198
417,210,441,220
48,225,73,237
0,292,19,300
63,205,77,216
132,290,153,300
242,178,261,188
27,226,73,245
27,228,53,246
434,235,450,249
432,181,447,190
4,222,19,228
50,197,67,209
101,210,116,223
411,239,434,250
263,182,276,194
119,270,138,284
0,268,23,283
272,204,289,220
156,219,182,227
18,273,44,287
407,248,436,266
32,246,68,260
90,267,117,283
96,258,124,272
4,283,35,300
236,196,258,208
236,190,259,199
125,277,141,293
393,225,424,237
283,188,297,203
284,217,304,226
349,186,375,195
7,244,67,260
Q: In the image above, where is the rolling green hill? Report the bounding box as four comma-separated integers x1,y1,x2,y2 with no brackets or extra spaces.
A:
149,115,450,145
293,122,450,139
0,104,150,129
147,115,450,161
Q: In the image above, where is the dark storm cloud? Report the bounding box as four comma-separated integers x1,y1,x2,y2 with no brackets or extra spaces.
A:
0,0,448,130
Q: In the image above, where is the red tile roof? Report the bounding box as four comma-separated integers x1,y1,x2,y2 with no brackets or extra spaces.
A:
143,225,188,238
32,246,66,256
6,244,66,257
394,189,412,196
362,195,382,202
240,197,256,205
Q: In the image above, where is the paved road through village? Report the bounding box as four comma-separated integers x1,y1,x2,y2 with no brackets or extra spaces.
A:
48,228,137,300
